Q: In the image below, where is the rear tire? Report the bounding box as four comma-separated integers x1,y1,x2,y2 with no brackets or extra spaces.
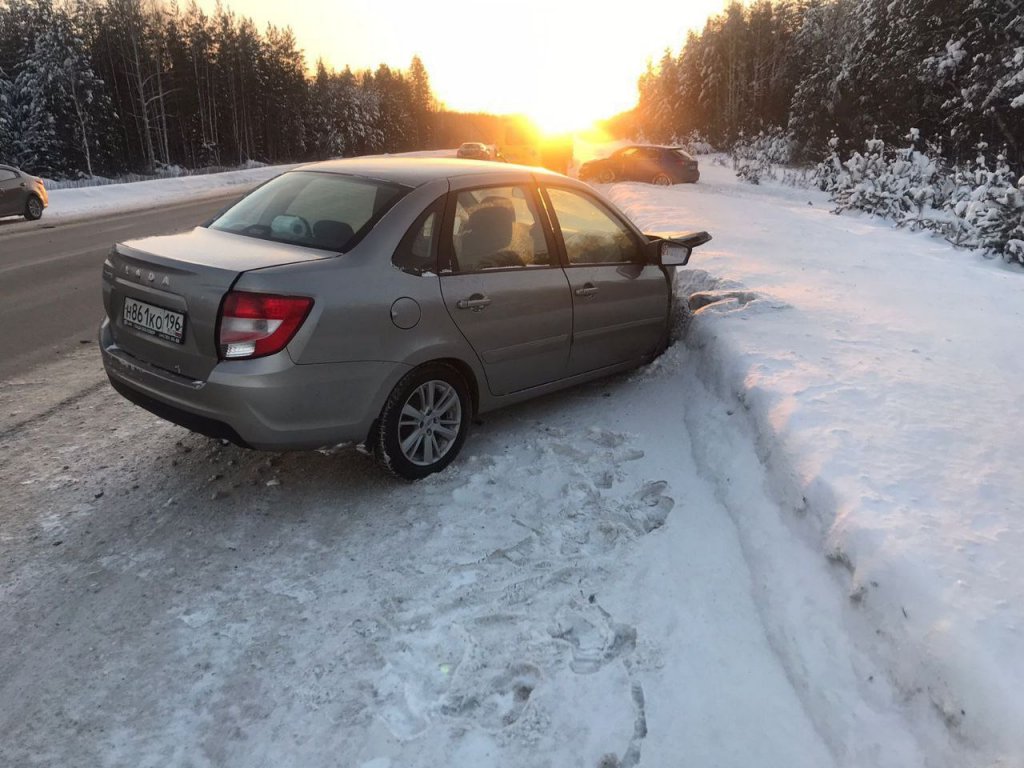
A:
374,363,471,480
597,168,616,184
24,195,43,221
652,173,673,186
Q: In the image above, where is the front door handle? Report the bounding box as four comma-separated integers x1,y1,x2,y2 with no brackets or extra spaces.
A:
456,293,492,311
575,283,599,297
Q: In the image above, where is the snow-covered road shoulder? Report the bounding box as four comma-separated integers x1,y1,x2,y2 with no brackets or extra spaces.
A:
16,164,296,225
9,150,459,226
608,163,1024,766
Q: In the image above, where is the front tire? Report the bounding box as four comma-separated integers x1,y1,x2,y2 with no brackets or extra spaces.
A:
597,168,616,184
24,195,43,221
374,363,471,480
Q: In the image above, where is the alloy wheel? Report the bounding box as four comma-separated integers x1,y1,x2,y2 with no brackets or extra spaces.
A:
397,379,463,466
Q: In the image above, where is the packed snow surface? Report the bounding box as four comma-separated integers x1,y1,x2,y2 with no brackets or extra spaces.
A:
1,157,1020,768
606,161,1024,765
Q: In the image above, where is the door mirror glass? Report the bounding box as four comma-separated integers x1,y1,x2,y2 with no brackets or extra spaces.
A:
659,241,691,267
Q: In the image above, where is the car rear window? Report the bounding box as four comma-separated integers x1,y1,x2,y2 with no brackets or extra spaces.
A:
210,171,410,252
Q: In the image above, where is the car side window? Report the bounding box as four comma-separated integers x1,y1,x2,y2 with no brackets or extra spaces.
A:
449,186,551,272
545,187,642,266
0,169,17,182
393,199,443,276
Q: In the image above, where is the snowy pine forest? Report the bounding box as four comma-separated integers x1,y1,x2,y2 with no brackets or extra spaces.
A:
0,0,436,180
633,0,1024,262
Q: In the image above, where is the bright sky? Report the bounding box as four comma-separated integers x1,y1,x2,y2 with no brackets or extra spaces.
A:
198,0,730,133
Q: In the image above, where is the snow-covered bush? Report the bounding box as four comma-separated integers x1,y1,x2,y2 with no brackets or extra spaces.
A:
813,135,843,193
825,134,1024,264
732,128,792,185
674,131,715,155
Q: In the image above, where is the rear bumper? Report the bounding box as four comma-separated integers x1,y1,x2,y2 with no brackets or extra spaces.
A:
100,319,409,450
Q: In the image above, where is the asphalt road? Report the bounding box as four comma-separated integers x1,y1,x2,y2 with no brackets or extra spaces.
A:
0,193,244,382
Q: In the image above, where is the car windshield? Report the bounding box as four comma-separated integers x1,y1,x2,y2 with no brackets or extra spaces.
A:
671,149,694,161
209,171,409,252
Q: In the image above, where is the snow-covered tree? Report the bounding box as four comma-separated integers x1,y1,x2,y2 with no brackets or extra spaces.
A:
0,67,13,163
16,10,112,176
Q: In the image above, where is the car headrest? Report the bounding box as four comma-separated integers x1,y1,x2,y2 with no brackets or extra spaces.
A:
313,219,355,250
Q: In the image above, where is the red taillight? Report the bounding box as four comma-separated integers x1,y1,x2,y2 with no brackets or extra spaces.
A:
218,291,313,360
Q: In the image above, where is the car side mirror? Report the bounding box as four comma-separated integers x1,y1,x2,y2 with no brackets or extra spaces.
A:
647,230,712,267
659,241,691,267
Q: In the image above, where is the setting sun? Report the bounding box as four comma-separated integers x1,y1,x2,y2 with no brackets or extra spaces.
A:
195,0,731,132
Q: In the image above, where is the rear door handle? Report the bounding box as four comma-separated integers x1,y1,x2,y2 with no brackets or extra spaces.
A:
575,283,599,297
456,294,491,311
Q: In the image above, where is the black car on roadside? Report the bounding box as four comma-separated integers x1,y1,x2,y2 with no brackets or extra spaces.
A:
456,142,494,161
0,164,48,220
578,145,700,186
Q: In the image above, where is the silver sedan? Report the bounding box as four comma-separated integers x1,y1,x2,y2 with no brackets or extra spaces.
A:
100,158,709,478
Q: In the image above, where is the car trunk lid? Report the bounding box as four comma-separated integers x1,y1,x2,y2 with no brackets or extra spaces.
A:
102,226,333,381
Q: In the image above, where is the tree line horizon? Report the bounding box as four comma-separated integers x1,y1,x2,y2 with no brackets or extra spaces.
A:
0,0,523,179
625,0,1023,172
2,0,1022,180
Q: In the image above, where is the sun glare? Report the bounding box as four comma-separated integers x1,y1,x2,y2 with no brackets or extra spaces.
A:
197,0,730,134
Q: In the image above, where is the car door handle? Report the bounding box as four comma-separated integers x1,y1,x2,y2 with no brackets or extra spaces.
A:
456,294,491,311
575,283,599,297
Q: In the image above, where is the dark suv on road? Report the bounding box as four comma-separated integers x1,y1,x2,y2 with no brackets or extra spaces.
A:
0,164,48,220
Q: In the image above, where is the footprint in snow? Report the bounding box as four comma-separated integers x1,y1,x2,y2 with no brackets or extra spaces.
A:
631,480,675,534
549,600,638,675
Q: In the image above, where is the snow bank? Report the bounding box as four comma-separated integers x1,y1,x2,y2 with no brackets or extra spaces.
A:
38,163,298,222
33,150,459,223
607,164,1024,766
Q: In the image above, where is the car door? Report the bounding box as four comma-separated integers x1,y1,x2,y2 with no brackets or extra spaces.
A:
0,168,22,216
542,184,670,376
439,183,572,396
634,147,662,182
615,148,640,181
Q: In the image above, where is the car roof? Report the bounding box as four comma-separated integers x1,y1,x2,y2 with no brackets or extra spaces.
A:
295,156,564,187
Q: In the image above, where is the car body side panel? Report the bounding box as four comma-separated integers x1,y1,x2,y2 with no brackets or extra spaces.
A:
538,181,672,374
0,169,24,216
439,269,572,395
562,263,670,374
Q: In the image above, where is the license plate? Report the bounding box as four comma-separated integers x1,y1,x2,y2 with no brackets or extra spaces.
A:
122,297,185,343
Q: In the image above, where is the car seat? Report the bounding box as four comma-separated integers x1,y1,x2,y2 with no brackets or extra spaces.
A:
457,205,522,270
